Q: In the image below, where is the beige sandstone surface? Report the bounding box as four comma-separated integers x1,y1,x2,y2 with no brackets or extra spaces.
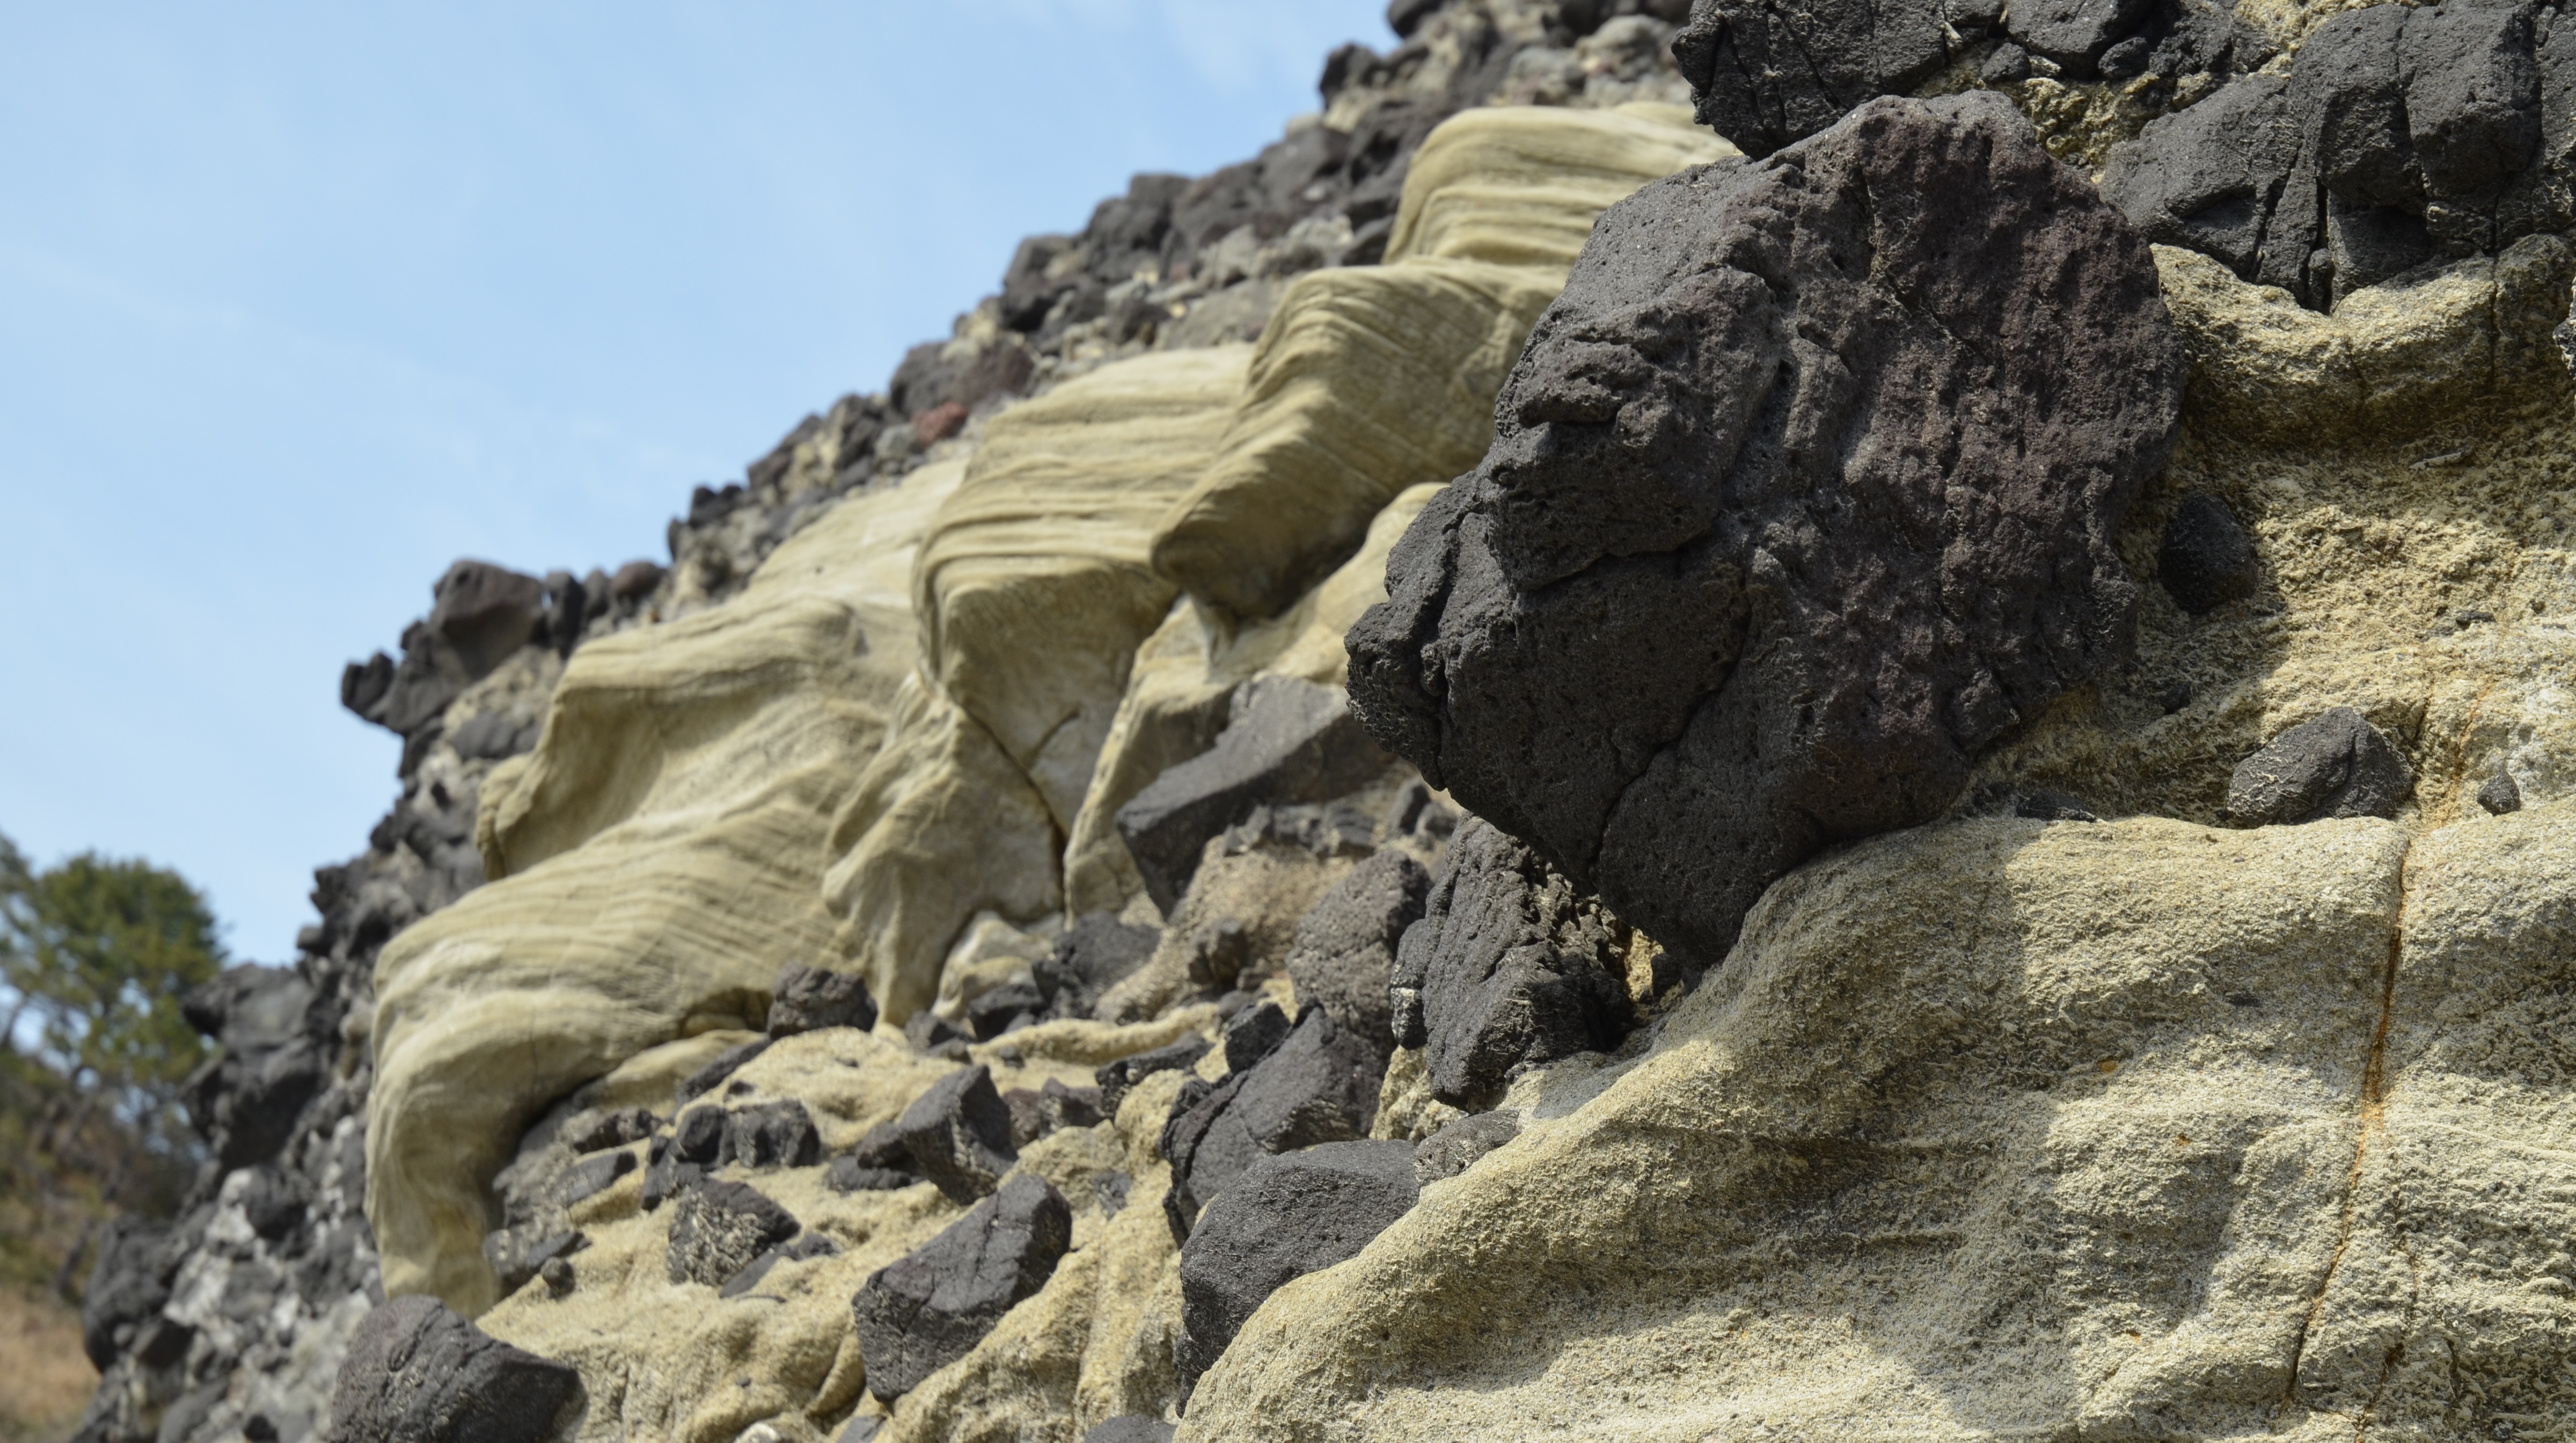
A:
370,465,960,1313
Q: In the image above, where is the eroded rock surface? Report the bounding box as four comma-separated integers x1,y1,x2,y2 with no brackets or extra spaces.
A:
325,1296,577,1443
1175,1140,1420,1399
851,1173,1073,1403
1350,93,2184,965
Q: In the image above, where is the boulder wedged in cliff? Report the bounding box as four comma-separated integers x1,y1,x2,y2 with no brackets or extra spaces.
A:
1347,93,2186,967
1176,805,2576,1438
369,466,954,1315
1149,104,1734,624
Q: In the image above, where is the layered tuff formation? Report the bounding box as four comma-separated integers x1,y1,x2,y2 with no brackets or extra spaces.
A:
71,0,2576,1440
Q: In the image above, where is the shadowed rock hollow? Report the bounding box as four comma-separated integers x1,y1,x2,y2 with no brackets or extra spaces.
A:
1348,91,2186,965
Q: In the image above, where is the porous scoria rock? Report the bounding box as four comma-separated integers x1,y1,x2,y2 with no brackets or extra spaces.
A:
1184,804,2576,1439
1348,93,2185,967
372,464,958,1314
326,1295,577,1443
1392,818,1632,1107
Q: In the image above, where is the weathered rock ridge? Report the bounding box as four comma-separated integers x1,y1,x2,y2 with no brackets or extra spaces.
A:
69,1,2576,1441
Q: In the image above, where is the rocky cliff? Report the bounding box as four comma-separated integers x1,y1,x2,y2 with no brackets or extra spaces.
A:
70,1,2576,1440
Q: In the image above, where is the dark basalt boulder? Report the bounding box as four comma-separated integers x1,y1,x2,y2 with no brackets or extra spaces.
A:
1672,0,1974,158
80,1218,177,1371
665,1180,801,1288
2159,493,2264,614
1114,676,1395,913
851,1173,1073,1402
1161,1009,1386,1240
1348,93,2182,970
1392,819,1633,1106
324,1295,579,1443
723,1100,823,1170
1035,913,1161,1021
180,965,332,1170
2226,706,2416,825
766,964,879,1038
1174,1140,1421,1400
891,1064,1020,1203
1284,848,1430,1050
2104,0,2574,311
1094,1035,1211,1116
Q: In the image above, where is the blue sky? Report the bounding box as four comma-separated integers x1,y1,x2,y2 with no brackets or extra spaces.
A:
0,1,1391,960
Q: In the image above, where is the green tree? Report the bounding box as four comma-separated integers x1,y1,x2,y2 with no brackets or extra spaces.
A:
0,831,225,1156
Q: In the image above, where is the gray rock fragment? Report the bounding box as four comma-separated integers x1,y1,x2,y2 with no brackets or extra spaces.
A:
766,964,879,1038
665,1180,800,1288
723,1100,822,1169
892,1065,1019,1203
1394,820,1633,1107
1221,1002,1292,1073
2478,772,2523,814
1347,94,2182,968
1034,913,1160,1021
2158,494,2262,615
675,1039,770,1105
1162,1009,1386,1239
1115,677,1395,912
324,1294,579,1443
558,1149,635,1207
852,1174,1073,1402
2227,706,2416,826
1094,1036,1211,1116
1285,849,1429,1050
1414,1110,1523,1185
1175,1141,1420,1398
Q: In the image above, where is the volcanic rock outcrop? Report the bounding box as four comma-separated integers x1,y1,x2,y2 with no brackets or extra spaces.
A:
68,1,2576,1441
1349,91,2186,964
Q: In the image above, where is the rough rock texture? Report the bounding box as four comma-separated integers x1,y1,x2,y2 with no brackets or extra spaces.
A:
1180,808,2576,1437
371,468,947,1315
2158,491,2264,613
2227,705,2417,825
325,1295,576,1443
1160,1010,1387,1238
1410,1109,1520,1184
767,966,880,1039
1394,819,1633,1105
1151,104,1733,624
2101,0,2576,311
889,1066,1019,1205
851,1174,1074,1403
1283,849,1430,1049
664,1182,801,1289
100,4,2576,1441
1114,677,1395,913
1173,1141,1419,1398
1349,93,2186,967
